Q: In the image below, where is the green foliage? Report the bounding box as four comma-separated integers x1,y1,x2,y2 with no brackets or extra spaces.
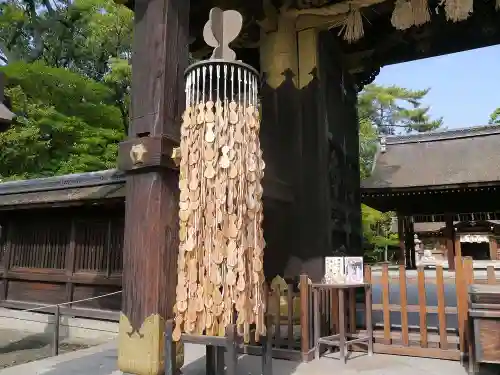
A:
361,205,399,263
358,84,443,135
0,61,124,180
359,117,378,179
0,0,131,179
2,61,123,128
489,108,500,124
103,57,131,133
357,84,442,262
0,0,133,131
0,0,133,74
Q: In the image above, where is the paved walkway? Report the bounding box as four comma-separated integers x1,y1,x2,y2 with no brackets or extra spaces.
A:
0,328,90,369
0,340,497,375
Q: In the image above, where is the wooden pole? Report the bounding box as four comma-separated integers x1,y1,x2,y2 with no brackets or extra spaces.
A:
489,235,497,261
116,0,189,373
299,274,310,360
397,214,405,266
52,305,60,356
1,224,12,300
408,217,416,269
164,320,176,375
445,214,456,271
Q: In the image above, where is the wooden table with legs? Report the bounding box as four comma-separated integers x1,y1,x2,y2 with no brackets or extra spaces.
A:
312,283,373,363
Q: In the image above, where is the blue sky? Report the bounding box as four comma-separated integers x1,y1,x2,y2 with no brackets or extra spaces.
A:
374,44,500,129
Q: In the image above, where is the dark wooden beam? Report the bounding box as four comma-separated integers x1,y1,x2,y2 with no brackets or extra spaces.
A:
0,222,10,300
116,0,190,373
397,214,405,266
362,188,500,215
64,219,76,305
404,217,416,269
445,214,455,271
4,269,122,286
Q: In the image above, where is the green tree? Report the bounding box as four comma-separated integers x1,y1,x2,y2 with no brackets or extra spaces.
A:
361,205,399,263
0,0,133,131
0,0,133,74
0,0,132,178
357,84,442,262
103,57,131,133
358,84,443,135
489,108,500,124
359,117,378,179
0,61,125,180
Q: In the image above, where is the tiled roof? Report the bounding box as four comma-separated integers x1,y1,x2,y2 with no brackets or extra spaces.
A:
361,125,500,190
0,170,125,208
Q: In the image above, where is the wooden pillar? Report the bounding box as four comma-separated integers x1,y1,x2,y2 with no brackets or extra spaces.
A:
445,214,455,271
298,28,332,260
403,217,411,268
116,0,189,373
489,236,498,261
259,9,302,277
315,31,361,257
397,214,406,266
64,219,76,305
454,234,462,258
0,222,11,301
407,217,416,269
259,9,331,279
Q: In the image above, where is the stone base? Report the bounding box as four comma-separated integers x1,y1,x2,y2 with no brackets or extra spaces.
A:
118,313,184,375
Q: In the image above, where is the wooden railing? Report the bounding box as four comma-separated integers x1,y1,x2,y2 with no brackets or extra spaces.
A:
246,257,499,362
239,275,314,361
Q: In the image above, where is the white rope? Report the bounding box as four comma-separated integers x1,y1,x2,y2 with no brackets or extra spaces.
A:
17,290,122,314
338,8,364,42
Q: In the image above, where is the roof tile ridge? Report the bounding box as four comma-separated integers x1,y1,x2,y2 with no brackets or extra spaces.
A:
385,124,500,145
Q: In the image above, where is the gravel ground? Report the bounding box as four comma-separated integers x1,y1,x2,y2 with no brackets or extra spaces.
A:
0,329,90,369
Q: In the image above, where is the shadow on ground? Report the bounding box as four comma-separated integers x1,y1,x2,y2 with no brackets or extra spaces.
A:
181,353,300,375
0,317,89,369
35,344,301,375
3,340,500,375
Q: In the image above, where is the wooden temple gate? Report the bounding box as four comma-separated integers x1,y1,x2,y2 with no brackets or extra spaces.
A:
0,0,498,372
72,0,500,373
113,0,367,373
0,173,497,365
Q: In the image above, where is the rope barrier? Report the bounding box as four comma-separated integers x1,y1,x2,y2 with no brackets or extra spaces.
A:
16,290,122,314
0,290,123,356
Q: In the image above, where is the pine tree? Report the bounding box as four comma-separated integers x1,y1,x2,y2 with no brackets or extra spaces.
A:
358,84,443,135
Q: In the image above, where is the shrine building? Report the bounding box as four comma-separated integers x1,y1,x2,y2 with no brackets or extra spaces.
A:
362,125,500,270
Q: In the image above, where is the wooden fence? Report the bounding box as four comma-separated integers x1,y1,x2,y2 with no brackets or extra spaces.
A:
244,257,499,362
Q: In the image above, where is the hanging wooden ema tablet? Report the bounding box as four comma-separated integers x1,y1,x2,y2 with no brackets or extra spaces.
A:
173,7,266,343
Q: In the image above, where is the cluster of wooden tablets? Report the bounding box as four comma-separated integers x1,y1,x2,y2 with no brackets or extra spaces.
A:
173,64,266,343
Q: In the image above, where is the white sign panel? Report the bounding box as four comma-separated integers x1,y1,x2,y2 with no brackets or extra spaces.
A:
344,257,364,284
325,257,344,283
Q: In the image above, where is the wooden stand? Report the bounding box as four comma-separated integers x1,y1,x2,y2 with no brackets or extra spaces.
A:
468,284,500,374
312,283,373,363
165,316,273,375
